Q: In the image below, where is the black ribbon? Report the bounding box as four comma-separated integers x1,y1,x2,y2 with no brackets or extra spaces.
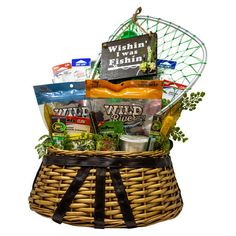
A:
94,167,106,228
43,154,172,169
109,168,136,228
52,167,91,224
42,154,172,228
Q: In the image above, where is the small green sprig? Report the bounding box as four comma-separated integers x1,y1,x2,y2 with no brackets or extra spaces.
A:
170,126,188,143
153,132,172,152
181,91,205,111
35,135,53,158
162,98,171,108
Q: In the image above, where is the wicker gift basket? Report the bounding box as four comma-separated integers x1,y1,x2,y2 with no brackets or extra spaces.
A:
29,8,207,228
29,148,182,228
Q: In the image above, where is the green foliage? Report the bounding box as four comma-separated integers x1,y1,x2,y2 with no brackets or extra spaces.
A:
181,91,205,111
170,126,188,143
152,132,172,152
162,98,171,108
168,91,205,143
94,133,120,151
35,135,53,159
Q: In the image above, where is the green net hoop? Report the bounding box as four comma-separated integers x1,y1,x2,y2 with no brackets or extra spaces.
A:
91,15,207,114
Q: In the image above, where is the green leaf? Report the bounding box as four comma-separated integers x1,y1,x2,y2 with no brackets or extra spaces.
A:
170,126,188,143
200,92,206,97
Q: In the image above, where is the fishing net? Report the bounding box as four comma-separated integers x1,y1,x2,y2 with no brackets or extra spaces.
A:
91,10,207,113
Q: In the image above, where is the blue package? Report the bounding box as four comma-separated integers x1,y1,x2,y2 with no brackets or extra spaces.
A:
34,82,86,105
33,82,90,131
71,58,91,81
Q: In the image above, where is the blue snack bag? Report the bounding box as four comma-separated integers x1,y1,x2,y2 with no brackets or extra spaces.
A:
33,82,90,134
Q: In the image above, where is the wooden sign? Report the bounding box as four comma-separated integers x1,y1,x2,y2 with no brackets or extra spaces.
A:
101,33,157,81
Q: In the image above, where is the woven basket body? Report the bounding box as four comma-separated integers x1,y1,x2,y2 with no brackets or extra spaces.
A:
29,148,183,228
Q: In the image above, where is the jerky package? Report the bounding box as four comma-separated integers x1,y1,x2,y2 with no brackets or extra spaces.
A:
86,80,163,136
34,82,90,135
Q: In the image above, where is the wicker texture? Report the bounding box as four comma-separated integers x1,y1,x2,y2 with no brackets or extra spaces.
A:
29,148,183,227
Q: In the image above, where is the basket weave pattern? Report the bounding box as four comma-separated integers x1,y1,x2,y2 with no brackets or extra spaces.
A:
29,149,183,228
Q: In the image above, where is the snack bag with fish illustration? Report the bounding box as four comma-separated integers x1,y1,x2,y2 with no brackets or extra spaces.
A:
86,80,163,136
33,82,90,135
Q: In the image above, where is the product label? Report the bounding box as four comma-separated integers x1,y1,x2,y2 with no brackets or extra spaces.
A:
53,105,89,117
66,116,91,134
52,63,72,73
51,116,67,133
157,59,177,69
103,104,146,124
72,58,91,67
71,58,91,80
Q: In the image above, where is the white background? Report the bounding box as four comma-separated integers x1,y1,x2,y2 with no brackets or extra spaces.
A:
0,0,235,235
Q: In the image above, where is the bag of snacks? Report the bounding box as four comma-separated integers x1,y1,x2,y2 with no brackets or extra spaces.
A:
86,80,163,136
34,82,91,146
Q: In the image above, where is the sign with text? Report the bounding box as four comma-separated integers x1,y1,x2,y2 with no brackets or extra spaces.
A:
101,33,157,81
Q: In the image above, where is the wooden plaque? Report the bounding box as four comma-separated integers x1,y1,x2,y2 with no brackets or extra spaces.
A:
101,33,157,81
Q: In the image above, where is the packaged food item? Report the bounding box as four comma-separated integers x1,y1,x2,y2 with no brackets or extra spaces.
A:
64,133,95,151
34,82,90,134
120,135,149,152
86,80,163,136
72,58,91,81
52,63,73,83
86,80,162,99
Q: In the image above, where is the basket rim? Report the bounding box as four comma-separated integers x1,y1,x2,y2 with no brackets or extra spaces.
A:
48,147,168,157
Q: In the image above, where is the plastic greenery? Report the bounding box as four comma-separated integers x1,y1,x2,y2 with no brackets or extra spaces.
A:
94,133,120,151
170,126,188,143
170,91,205,143
181,91,205,111
154,132,172,152
35,132,122,158
35,135,53,159
162,98,171,108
